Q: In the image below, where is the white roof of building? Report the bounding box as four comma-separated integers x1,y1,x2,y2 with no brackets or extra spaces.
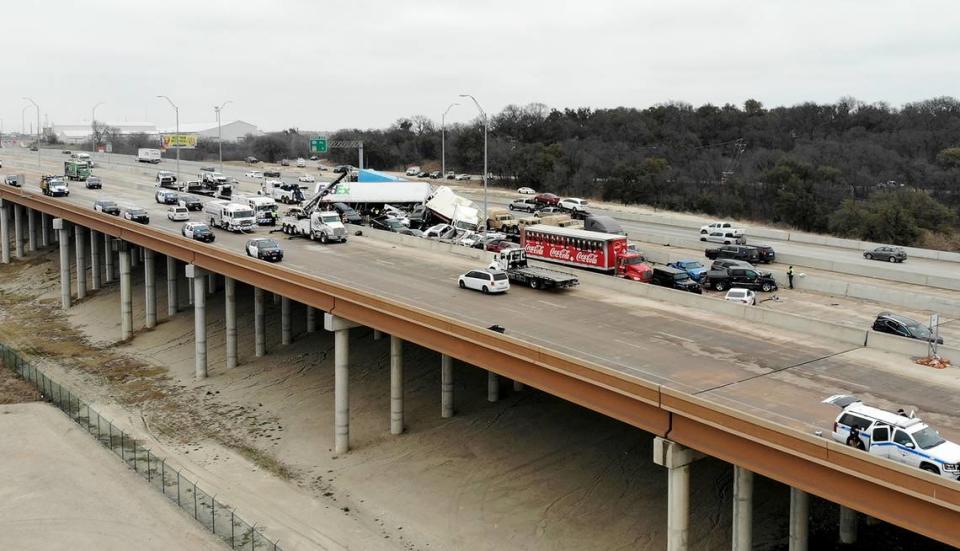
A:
156,120,254,134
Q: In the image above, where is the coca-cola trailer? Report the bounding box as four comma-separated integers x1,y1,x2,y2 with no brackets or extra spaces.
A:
520,224,629,273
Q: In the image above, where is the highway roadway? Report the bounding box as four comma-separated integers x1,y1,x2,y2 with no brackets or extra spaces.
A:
3,149,959,447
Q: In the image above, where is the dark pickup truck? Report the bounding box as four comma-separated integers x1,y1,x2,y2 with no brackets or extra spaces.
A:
704,267,778,292
705,245,760,263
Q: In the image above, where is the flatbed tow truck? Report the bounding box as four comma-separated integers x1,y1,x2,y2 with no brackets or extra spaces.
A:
488,248,579,290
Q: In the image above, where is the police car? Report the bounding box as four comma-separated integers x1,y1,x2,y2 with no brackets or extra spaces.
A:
823,395,960,480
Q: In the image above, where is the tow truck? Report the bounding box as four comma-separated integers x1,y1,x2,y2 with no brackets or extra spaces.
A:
280,172,348,243
40,175,69,197
488,248,579,290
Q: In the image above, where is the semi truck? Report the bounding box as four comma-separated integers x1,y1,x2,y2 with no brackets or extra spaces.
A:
314,178,432,213
64,160,90,181
137,148,161,163
40,175,69,197
71,152,92,168
520,224,650,281
280,183,348,243
488,248,579,290
425,186,479,232
202,201,256,232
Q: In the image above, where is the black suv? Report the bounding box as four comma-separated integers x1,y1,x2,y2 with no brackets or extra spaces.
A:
178,194,203,211
705,245,760,263
705,267,778,292
872,312,943,344
651,266,703,294
93,200,120,216
710,258,754,271
750,244,776,263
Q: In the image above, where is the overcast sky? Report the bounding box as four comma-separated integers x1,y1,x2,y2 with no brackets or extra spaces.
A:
3,1,958,134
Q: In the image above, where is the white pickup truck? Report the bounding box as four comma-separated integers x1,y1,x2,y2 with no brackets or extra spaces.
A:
699,221,745,237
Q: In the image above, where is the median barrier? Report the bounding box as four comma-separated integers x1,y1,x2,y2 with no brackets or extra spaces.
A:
745,308,867,347
864,330,960,360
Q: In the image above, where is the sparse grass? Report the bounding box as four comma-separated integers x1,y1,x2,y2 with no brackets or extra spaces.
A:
227,441,298,481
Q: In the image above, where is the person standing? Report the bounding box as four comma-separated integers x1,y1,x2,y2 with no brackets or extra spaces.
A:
787,266,795,289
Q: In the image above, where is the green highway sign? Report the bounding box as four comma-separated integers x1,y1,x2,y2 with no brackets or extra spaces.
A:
310,137,328,153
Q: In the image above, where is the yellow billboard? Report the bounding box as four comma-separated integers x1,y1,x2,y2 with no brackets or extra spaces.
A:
160,134,198,150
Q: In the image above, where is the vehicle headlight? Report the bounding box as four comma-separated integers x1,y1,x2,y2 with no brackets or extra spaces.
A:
943,463,960,472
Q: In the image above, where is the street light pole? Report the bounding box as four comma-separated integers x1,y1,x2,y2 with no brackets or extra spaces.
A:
23,97,40,167
157,95,180,184
22,106,29,135
91,101,104,155
214,100,232,172
459,94,488,231
441,102,459,179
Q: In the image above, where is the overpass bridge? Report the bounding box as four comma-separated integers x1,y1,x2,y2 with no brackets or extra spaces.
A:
0,159,958,549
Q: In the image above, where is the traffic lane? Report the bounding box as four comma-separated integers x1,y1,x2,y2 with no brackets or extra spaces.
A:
51,176,850,397
705,349,960,441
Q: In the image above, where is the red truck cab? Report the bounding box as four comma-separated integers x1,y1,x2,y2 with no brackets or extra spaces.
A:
615,253,652,282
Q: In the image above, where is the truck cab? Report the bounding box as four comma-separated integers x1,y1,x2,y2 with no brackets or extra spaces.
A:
667,259,707,282
41,175,69,197
247,197,279,225
615,253,652,282
64,160,91,181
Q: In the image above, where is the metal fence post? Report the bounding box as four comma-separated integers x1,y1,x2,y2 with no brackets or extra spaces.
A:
250,524,256,550
231,511,235,548
177,471,181,506
121,432,125,461
146,450,151,481
212,498,216,534
194,482,198,520
161,459,166,495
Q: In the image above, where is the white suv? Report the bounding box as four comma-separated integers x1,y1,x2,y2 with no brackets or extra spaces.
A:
559,197,589,213
823,395,960,480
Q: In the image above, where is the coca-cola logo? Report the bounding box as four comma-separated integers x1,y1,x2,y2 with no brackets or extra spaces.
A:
549,247,572,260
525,243,544,256
575,251,600,264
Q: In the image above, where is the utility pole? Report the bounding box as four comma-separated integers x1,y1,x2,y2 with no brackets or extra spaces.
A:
441,102,459,178
157,96,180,184
23,97,40,166
91,102,104,154
459,94,488,232
215,100,232,172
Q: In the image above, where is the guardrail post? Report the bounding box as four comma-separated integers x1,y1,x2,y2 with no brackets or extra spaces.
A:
441,354,454,418
789,487,809,551
390,335,403,435
225,276,237,369
53,218,71,308
0,201,10,263
732,465,754,550
119,241,133,340
186,265,208,379
254,287,265,357
144,248,156,329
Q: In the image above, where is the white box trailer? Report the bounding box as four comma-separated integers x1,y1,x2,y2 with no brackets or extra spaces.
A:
137,148,161,163
426,186,479,231
315,180,432,206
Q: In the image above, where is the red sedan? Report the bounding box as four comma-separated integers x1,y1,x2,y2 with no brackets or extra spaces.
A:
485,239,520,253
534,192,560,205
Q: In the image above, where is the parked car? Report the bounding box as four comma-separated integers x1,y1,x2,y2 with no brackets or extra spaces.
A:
331,203,362,225
371,217,405,232
155,189,179,204
178,194,203,211
508,198,539,212
279,159,290,166
85,175,103,189
534,192,561,206
428,171,442,179
517,187,536,195
667,260,708,282
445,171,456,179
699,221,744,236
651,266,703,294
416,171,429,178
704,267,777,292
296,158,307,167
245,238,284,262
397,228,425,238
93,200,120,216
864,246,907,263
167,206,190,221
872,312,943,344
559,197,589,213
298,174,316,183
62,150,71,155
182,222,215,242
823,395,960,479
458,268,510,294
751,244,776,263
245,156,260,164
245,171,264,179
535,206,564,217
405,166,421,176
4,175,19,187
454,174,472,181
705,244,760,263
485,239,519,253
424,223,455,239
156,171,177,186
710,258,755,271
123,208,150,224
700,231,745,245
309,155,319,161
724,288,757,305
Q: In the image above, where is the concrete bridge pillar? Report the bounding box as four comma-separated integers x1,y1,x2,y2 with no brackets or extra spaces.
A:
306,306,317,333
104,234,114,284
390,335,403,435
40,212,49,248
839,505,858,545
187,264,207,379
325,314,360,454
74,226,87,300
53,218,70,309
90,230,101,291
119,242,133,340
130,245,139,269
513,380,524,392
166,256,178,317
144,249,156,329
653,437,705,551
254,287,265,357
26,208,36,252
0,201,10,264
373,329,382,341
281,296,291,345
789,487,809,551
13,204,23,259
487,372,499,402
225,276,237,370
441,354,454,418
207,272,216,295
732,466,754,551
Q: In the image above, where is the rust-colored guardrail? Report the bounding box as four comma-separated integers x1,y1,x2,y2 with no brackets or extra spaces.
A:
3,186,959,546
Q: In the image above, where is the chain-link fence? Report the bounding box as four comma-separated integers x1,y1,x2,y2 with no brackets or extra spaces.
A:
0,343,283,551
